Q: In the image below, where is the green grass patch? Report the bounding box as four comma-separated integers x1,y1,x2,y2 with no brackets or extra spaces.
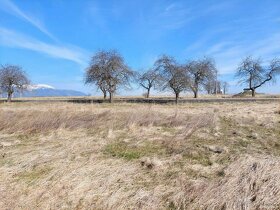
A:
104,141,166,160
16,166,52,184
183,150,212,166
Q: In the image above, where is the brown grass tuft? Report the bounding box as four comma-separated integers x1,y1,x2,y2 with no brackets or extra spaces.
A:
190,155,280,209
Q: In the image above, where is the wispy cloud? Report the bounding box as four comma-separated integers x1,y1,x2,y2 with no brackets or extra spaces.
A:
205,42,233,55
0,27,89,66
209,33,280,74
156,3,192,29
0,0,56,41
183,6,280,75
155,1,233,30
0,0,90,67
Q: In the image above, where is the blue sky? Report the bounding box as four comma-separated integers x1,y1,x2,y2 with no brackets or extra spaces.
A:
0,0,280,95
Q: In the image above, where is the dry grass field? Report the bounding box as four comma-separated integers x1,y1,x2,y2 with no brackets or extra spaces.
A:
1,101,280,209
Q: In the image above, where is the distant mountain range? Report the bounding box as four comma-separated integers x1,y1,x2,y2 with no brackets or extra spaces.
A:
12,84,87,97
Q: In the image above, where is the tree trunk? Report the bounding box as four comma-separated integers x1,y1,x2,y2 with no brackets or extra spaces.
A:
175,92,179,104
252,89,256,97
103,90,107,99
194,80,199,98
194,90,198,98
7,92,12,103
109,92,113,103
146,88,150,98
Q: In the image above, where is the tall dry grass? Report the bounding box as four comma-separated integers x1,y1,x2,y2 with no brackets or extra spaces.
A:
190,155,280,209
0,103,213,134
1,102,280,209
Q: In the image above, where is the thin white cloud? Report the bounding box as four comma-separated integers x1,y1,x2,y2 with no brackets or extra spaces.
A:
159,1,233,30
254,33,280,58
0,27,89,66
158,3,192,29
0,0,56,41
206,42,232,55
211,33,280,74
185,23,280,75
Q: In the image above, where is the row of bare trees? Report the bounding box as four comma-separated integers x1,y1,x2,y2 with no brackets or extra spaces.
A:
152,55,220,102
84,50,229,103
1,50,279,102
85,50,280,101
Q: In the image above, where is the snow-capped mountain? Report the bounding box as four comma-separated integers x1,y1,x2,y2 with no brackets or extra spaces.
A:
27,84,55,91
14,84,87,97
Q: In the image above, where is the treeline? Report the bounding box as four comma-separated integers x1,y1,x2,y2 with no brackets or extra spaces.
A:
84,50,280,103
0,50,280,103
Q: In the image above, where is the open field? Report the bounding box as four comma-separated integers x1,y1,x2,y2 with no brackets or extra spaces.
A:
1,101,280,209
1,94,280,104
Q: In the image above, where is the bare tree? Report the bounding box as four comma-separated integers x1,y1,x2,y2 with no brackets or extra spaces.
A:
204,75,217,94
0,64,30,102
155,55,189,104
222,81,229,95
137,69,160,98
236,56,280,97
204,79,223,95
204,79,215,94
215,80,223,94
85,51,108,99
85,50,134,103
186,58,217,98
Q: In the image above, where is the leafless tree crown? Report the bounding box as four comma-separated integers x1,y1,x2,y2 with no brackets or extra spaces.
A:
236,56,280,97
185,57,217,98
0,64,30,102
137,69,161,98
85,50,134,102
155,55,190,103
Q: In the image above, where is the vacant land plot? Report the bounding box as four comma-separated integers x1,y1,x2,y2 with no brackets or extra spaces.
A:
0,102,280,209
